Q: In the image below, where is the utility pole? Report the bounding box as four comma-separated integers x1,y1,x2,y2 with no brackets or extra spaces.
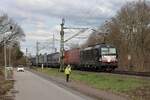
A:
59,18,65,72
2,26,13,80
53,33,55,53
36,41,39,67
9,46,11,67
4,36,7,79
26,48,28,67
59,18,89,72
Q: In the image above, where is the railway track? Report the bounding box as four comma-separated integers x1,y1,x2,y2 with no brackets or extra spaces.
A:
112,70,150,77
77,68,150,77
31,66,150,77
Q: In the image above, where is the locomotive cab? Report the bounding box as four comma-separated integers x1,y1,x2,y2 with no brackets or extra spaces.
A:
80,44,118,72
99,45,118,71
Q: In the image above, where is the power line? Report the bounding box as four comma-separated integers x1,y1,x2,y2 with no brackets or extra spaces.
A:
59,18,90,72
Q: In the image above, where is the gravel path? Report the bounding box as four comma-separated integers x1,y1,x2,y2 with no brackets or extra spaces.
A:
14,70,94,100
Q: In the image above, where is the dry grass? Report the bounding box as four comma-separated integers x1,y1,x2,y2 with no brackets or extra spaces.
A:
0,68,14,96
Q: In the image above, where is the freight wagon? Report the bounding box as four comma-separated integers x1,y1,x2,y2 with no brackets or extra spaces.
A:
64,48,80,68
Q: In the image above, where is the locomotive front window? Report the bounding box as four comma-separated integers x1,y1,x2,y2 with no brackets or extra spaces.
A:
101,48,109,55
101,47,116,55
109,48,116,54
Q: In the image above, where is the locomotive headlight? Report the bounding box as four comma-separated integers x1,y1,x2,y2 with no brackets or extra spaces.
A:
99,58,102,61
107,59,111,62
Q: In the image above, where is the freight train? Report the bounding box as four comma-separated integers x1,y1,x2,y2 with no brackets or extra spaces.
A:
30,43,118,72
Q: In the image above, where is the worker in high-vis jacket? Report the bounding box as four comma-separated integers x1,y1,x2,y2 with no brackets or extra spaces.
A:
64,65,71,82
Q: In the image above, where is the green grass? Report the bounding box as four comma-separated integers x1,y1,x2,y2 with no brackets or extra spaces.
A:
36,67,150,94
72,71,149,93
36,68,63,77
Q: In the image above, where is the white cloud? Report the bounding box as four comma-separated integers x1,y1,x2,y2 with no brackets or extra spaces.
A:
0,0,144,55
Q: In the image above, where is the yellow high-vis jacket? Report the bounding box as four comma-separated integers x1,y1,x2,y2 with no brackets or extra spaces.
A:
65,67,71,75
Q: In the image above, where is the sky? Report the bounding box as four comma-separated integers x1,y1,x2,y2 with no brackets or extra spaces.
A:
0,0,138,56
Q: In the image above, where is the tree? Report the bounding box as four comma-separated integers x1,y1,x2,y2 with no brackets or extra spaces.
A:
0,13,25,66
0,14,25,47
15,46,23,60
81,31,106,48
101,1,150,71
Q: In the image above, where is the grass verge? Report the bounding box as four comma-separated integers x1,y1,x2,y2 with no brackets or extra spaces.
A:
0,68,14,96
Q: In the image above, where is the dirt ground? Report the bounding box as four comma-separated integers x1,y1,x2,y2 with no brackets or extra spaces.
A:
0,70,6,96
0,69,14,100
127,85,150,100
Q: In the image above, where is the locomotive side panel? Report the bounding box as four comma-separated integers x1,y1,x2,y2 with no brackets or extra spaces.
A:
80,47,99,67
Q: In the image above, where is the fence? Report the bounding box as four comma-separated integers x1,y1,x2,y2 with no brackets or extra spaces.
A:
5,67,13,80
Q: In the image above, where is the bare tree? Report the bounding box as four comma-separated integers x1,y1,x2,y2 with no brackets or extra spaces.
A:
100,1,150,71
0,14,25,47
0,13,25,66
81,30,107,48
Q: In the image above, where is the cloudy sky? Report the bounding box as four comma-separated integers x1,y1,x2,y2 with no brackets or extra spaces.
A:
0,0,137,55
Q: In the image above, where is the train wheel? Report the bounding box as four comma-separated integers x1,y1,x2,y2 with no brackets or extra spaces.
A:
106,67,113,72
101,67,106,72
